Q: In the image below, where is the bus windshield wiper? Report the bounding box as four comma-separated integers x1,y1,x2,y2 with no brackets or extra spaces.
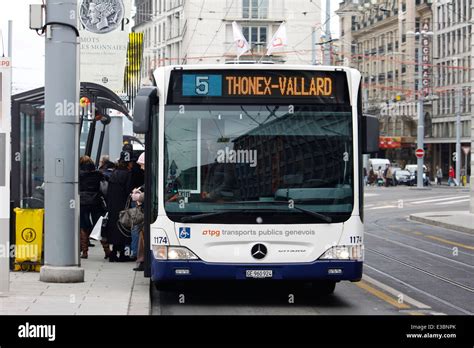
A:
261,204,332,223
289,205,332,223
230,201,333,223
180,211,234,223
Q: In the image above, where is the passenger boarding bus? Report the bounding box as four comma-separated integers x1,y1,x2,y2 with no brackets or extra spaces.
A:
133,64,379,294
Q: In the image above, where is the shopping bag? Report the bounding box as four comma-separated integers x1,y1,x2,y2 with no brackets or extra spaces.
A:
90,216,104,241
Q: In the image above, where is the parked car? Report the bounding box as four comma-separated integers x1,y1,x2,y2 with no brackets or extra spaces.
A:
394,169,411,185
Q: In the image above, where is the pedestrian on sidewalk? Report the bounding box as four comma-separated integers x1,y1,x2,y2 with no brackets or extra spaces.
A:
448,166,455,186
104,151,133,262
129,151,145,260
134,152,146,272
368,166,376,186
99,155,115,180
79,156,106,259
436,166,443,185
377,166,384,187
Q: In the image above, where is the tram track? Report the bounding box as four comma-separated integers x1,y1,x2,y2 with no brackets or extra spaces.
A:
365,248,474,294
369,218,474,270
362,216,474,314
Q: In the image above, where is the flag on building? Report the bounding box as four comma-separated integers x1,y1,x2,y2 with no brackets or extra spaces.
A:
232,21,250,58
266,23,287,56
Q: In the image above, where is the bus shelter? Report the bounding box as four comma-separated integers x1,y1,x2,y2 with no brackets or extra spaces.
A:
9,83,130,269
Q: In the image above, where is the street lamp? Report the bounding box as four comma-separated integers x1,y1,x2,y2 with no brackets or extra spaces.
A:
406,30,434,188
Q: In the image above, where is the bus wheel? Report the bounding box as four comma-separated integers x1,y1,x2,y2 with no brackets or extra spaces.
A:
312,281,336,295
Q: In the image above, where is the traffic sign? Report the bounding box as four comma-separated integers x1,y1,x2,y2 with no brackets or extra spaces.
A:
462,146,470,155
415,148,424,159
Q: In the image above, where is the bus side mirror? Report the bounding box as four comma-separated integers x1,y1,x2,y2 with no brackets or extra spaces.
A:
133,87,158,134
362,115,379,154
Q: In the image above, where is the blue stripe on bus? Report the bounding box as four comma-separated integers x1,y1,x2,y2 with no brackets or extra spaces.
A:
151,258,363,282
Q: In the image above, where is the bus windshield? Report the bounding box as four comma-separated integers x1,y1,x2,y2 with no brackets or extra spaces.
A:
164,104,354,224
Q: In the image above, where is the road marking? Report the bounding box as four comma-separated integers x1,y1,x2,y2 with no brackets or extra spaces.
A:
364,204,375,208
365,232,474,269
434,198,470,205
366,205,397,210
365,264,469,315
407,311,425,316
411,195,469,205
364,193,380,197
426,235,474,251
378,225,474,256
367,248,474,293
363,274,431,309
355,280,411,310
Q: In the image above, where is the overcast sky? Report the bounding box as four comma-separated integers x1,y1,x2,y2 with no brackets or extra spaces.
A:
1,0,339,94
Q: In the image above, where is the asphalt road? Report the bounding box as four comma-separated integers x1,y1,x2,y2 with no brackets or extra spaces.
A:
152,185,473,315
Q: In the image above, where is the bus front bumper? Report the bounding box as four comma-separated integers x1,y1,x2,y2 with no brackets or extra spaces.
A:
151,258,363,282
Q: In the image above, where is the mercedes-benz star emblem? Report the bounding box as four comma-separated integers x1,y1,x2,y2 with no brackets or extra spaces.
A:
80,0,125,34
251,244,267,260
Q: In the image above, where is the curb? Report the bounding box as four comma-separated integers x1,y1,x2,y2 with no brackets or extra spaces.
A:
127,271,151,315
409,215,474,235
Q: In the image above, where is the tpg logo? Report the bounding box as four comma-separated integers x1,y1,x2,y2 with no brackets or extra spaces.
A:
179,227,191,239
0,59,11,67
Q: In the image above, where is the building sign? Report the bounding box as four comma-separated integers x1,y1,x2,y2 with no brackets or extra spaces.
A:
79,0,132,93
421,20,432,97
379,137,402,149
168,70,350,105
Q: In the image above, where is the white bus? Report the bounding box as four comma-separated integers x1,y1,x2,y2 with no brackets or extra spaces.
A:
133,64,379,294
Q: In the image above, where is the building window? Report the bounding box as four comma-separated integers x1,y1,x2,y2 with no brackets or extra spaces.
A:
243,0,268,19
242,26,267,52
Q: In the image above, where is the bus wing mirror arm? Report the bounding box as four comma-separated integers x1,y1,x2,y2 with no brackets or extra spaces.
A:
133,87,159,134
362,115,379,154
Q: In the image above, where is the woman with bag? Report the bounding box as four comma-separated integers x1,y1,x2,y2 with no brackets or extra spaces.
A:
79,156,107,259
133,152,146,271
104,152,133,262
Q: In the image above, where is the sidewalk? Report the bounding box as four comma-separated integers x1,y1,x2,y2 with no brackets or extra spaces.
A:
0,242,151,315
410,211,474,234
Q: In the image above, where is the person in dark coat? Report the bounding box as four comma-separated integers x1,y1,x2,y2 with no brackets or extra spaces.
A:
79,156,106,259
104,152,133,262
99,155,115,180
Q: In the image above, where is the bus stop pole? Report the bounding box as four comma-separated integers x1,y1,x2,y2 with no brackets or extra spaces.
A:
39,0,84,283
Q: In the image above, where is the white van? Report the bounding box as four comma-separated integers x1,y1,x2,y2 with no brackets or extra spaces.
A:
405,164,427,174
368,158,390,171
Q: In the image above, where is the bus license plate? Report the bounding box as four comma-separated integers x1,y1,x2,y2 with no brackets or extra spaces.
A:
246,270,273,279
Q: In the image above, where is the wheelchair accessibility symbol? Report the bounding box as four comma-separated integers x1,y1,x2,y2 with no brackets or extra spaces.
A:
21,228,37,243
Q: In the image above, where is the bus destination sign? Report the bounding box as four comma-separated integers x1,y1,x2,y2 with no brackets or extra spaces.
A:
168,70,350,105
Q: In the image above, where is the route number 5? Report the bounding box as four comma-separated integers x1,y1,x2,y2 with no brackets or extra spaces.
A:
196,76,209,95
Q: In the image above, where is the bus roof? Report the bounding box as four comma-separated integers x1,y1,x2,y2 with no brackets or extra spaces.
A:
154,64,358,74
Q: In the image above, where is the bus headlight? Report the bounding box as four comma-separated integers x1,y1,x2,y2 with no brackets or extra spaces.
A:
319,245,364,261
152,245,199,260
